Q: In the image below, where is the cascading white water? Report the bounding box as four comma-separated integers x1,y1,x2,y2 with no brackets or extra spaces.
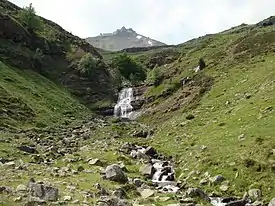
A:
114,88,134,118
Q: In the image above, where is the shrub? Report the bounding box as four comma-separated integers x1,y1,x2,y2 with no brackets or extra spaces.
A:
77,53,99,75
146,66,162,86
17,3,43,33
110,53,146,83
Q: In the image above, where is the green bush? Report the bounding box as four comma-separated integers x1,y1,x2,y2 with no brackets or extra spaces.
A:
77,53,99,75
17,3,43,32
146,66,162,86
110,53,146,83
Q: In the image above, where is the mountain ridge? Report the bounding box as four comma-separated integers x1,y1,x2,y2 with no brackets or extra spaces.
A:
86,26,167,51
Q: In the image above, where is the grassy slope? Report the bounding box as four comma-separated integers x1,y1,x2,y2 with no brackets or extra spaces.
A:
0,61,91,129
136,25,275,201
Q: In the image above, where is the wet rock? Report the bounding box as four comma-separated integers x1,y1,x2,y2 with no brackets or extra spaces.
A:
88,158,104,167
210,175,225,185
105,164,128,183
248,189,262,201
144,146,157,157
29,182,59,201
185,188,210,202
16,184,27,192
268,198,275,206
139,188,155,199
17,145,38,154
139,164,155,178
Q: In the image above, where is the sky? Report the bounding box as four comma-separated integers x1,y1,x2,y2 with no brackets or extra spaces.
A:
10,0,275,45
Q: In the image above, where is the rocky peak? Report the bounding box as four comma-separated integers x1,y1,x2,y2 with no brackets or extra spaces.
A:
113,26,137,36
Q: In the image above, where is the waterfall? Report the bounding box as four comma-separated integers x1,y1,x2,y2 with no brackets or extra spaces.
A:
114,88,134,118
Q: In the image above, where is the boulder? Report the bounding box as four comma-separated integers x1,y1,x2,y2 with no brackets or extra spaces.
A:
29,182,59,201
105,164,128,183
16,184,27,192
139,164,155,178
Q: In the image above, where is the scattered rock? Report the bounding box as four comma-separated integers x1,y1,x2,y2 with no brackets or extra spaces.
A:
64,195,72,201
77,165,85,172
248,189,262,201
112,188,126,199
72,200,80,204
17,145,38,154
105,164,128,183
251,201,263,206
268,198,275,206
88,158,104,167
97,196,132,206
140,189,155,199
144,146,157,157
159,196,171,202
16,184,27,192
199,178,208,185
29,182,59,201
133,130,148,138
210,175,225,185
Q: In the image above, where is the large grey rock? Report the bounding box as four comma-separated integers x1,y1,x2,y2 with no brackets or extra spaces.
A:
139,164,155,178
105,164,128,183
16,184,27,192
268,198,275,206
248,189,262,201
29,182,58,201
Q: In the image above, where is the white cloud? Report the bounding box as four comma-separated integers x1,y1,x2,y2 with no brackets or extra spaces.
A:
10,0,275,44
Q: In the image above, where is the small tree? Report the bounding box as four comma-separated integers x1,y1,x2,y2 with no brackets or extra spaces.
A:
77,53,99,75
146,66,162,86
110,53,146,83
17,3,43,32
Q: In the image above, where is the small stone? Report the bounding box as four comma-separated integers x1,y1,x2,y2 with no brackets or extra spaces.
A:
72,200,79,204
201,145,207,151
88,158,104,167
159,197,171,202
16,184,27,192
220,185,229,192
13,197,22,202
210,175,225,185
64,195,72,201
199,178,208,185
251,201,264,206
133,178,143,187
140,189,155,199
5,161,15,167
185,188,210,202
238,134,245,141
248,189,262,201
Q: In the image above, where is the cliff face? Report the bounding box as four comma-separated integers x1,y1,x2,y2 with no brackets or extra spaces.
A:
0,0,115,107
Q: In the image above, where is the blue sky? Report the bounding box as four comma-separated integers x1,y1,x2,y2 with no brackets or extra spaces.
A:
10,0,275,44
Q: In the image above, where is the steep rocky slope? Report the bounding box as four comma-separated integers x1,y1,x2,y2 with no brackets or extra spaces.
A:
0,0,115,117
86,26,166,51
